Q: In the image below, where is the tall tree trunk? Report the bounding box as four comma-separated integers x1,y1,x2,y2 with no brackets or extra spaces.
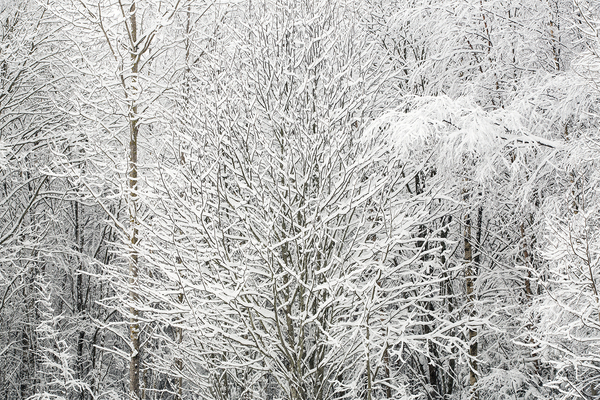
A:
464,209,478,400
127,1,141,398
175,292,183,400
74,198,87,400
415,172,440,399
383,343,392,399
440,216,456,396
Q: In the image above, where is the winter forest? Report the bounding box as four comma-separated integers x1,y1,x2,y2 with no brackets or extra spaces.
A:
4,0,600,399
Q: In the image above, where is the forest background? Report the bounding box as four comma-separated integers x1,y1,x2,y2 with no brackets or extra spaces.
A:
1,0,600,399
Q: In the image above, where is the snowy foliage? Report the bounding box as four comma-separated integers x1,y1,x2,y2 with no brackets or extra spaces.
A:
3,0,600,399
